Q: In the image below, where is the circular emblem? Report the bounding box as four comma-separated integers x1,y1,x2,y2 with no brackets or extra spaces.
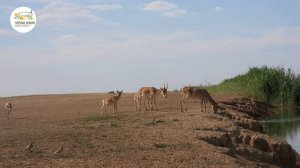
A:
10,7,37,33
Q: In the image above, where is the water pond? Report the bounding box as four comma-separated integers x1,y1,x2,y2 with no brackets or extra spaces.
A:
261,108,300,153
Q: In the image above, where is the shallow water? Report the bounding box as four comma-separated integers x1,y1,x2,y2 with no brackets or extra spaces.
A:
261,108,300,153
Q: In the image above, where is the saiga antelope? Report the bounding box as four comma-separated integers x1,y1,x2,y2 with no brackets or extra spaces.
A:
134,93,150,111
136,83,168,111
180,87,224,113
134,93,140,111
108,91,115,94
101,90,123,115
4,102,13,119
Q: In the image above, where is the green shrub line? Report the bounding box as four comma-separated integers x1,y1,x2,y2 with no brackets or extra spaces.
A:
203,66,300,107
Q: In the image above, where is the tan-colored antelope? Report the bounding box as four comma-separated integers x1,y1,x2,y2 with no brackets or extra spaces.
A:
108,91,115,94
180,87,224,113
4,102,13,119
134,93,140,111
136,84,168,111
101,90,123,115
134,93,150,111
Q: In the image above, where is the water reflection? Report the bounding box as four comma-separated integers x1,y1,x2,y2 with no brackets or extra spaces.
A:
261,108,300,153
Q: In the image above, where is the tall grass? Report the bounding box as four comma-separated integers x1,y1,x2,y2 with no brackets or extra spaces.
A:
204,66,300,106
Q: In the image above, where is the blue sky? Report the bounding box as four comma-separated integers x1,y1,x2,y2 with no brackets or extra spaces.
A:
1,0,300,96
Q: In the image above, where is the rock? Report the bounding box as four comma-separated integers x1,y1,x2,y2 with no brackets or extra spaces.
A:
235,119,263,133
200,133,233,148
250,136,271,152
248,120,263,133
239,133,251,145
236,146,274,163
273,142,296,168
228,126,241,137
219,134,233,148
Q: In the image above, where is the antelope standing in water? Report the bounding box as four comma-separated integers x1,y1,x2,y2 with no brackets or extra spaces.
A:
180,87,224,113
5,102,13,119
135,84,168,111
101,90,123,115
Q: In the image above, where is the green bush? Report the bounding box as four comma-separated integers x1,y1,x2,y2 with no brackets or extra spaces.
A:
204,66,300,106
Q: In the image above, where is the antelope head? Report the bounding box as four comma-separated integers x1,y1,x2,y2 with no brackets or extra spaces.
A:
116,90,123,96
160,83,168,98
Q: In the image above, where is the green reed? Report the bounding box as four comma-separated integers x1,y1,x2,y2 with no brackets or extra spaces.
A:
204,66,300,107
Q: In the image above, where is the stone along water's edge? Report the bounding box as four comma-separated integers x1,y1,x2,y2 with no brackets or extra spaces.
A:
207,97,299,168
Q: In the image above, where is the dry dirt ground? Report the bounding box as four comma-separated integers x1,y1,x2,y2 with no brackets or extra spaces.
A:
0,92,283,167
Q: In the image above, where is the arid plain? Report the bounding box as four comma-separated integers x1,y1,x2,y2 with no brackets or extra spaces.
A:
0,92,298,167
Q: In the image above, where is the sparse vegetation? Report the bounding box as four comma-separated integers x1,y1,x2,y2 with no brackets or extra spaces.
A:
153,143,169,148
153,142,193,149
145,118,166,126
0,92,298,167
204,66,300,107
110,121,119,127
83,115,120,122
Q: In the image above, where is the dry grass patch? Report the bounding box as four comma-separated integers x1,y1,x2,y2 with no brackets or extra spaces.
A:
145,118,167,126
83,115,120,122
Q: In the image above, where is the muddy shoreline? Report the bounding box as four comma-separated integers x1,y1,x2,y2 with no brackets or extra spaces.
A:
218,97,299,168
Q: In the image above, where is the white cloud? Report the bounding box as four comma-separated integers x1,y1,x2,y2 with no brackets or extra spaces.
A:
1,27,300,96
37,2,101,28
25,0,53,2
101,21,121,26
141,1,177,11
162,9,186,17
140,1,186,18
46,27,300,62
214,6,224,11
0,5,16,13
86,4,123,11
2,27,300,68
0,29,18,36
60,34,75,40
36,2,123,29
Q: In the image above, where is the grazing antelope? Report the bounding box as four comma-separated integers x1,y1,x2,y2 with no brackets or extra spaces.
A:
136,83,168,111
4,102,13,119
101,90,123,115
180,87,224,113
108,91,115,94
134,93,150,111
134,93,140,111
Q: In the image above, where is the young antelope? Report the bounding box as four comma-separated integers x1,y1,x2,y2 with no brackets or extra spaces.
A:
5,102,13,119
101,90,123,115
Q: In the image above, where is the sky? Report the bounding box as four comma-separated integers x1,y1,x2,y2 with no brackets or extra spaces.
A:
0,0,300,96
